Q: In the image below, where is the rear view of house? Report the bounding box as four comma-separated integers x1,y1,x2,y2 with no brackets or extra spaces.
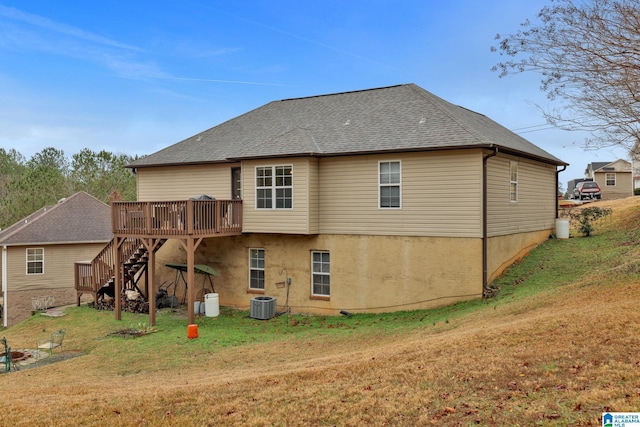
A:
0,192,112,326
86,84,567,325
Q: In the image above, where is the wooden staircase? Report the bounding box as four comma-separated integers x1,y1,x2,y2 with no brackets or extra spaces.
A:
75,237,166,306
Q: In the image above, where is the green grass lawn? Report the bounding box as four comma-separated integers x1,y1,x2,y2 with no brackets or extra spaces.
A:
1,199,638,426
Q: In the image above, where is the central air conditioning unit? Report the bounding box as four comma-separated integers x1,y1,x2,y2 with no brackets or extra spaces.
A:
250,296,277,320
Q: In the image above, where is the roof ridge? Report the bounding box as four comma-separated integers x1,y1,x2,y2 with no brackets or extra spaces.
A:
0,205,51,243
277,83,409,103
406,84,494,146
0,192,107,244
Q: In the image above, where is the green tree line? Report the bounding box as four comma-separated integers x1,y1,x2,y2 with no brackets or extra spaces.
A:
0,147,139,229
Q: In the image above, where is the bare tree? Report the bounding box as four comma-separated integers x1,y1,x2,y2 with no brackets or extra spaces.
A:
492,0,640,154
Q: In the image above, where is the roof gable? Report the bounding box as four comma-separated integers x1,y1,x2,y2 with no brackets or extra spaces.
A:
0,192,112,246
130,83,566,168
593,159,631,172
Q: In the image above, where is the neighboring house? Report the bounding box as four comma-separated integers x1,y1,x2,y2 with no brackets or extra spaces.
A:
585,159,632,200
0,192,112,327
90,84,568,325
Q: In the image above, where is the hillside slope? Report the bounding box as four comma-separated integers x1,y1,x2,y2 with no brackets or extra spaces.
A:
1,197,640,426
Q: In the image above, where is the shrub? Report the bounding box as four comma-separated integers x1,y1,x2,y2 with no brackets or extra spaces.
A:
568,206,612,237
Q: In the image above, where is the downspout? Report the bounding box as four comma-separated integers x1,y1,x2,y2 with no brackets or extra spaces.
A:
2,245,7,327
483,146,498,297
556,165,567,217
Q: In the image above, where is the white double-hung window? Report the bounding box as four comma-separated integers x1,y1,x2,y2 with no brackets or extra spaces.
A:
249,248,265,290
311,251,330,296
379,161,401,208
510,161,518,202
606,173,616,186
256,165,293,209
26,248,44,275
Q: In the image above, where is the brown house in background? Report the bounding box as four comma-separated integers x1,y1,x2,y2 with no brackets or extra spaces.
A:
0,192,112,327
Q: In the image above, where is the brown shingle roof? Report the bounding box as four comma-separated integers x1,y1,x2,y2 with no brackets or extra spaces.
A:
129,83,566,168
0,192,112,246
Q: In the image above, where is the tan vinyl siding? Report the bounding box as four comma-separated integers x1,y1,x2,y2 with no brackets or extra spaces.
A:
136,164,240,201
5,243,106,292
5,241,103,325
308,159,320,234
242,158,317,234
319,150,483,237
594,171,632,200
487,155,556,236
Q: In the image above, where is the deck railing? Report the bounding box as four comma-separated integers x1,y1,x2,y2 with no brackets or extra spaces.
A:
111,199,242,237
74,261,93,295
75,237,145,303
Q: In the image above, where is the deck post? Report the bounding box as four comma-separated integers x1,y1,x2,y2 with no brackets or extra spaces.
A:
147,239,157,327
114,237,122,321
186,237,195,325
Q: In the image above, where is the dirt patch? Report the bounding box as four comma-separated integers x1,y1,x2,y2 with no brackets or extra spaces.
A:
107,328,158,338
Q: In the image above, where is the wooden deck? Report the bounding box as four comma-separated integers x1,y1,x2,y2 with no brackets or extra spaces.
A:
111,199,243,238
75,199,242,326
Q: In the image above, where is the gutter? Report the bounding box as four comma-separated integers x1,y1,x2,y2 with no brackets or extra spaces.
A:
556,165,567,217
482,146,499,297
2,245,6,327
131,144,567,170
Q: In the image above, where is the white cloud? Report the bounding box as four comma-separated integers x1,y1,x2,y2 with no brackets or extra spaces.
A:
0,5,141,51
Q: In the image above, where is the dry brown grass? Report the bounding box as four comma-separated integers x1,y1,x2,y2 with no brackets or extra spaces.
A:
3,198,640,426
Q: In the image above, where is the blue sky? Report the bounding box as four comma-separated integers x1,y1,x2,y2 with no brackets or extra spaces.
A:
0,1,630,190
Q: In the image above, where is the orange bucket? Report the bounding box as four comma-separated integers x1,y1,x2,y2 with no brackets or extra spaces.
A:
187,324,199,339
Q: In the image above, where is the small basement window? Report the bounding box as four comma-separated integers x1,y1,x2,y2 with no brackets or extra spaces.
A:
311,251,330,296
249,248,265,290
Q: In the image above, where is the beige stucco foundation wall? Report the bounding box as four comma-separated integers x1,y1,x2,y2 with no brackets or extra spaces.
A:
486,229,551,283
153,234,483,316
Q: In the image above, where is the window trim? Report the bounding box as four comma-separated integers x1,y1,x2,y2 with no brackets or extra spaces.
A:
509,161,518,203
26,247,44,275
311,250,330,297
248,248,265,290
605,173,616,186
378,160,402,209
255,165,293,210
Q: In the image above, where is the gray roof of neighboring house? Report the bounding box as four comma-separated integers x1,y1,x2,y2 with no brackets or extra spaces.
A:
588,159,631,173
586,162,613,174
0,192,112,246
129,83,567,168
